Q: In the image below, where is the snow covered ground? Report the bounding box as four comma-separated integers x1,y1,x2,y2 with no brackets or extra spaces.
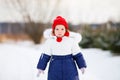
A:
0,41,120,80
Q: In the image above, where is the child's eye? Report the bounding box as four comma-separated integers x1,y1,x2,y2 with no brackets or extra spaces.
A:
56,28,59,30
61,28,64,30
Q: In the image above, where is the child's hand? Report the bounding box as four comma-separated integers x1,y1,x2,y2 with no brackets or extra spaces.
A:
80,67,85,74
37,69,44,77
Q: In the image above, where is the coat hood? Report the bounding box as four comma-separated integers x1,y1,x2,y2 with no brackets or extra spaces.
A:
43,29,82,43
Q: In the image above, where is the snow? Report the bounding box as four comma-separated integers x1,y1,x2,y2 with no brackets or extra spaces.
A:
0,41,120,80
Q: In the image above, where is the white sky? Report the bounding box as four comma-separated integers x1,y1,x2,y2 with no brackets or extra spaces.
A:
0,0,120,24
67,0,120,24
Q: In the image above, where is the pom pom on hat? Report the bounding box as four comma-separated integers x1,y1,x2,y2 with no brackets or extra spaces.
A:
56,37,62,42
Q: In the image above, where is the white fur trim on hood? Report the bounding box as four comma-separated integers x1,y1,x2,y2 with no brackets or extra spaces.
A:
43,28,82,43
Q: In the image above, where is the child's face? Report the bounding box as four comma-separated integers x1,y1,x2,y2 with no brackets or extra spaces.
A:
54,25,66,37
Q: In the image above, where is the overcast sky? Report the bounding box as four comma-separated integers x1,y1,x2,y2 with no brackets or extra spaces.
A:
0,0,120,24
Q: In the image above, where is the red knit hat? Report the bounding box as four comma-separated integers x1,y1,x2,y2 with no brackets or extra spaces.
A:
52,16,69,42
52,16,68,30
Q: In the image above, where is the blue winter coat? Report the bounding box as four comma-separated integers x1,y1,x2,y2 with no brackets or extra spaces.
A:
37,29,87,80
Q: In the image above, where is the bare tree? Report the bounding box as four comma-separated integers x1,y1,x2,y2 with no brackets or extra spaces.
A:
4,0,62,44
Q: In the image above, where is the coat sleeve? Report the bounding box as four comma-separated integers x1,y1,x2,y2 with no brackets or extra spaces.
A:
37,39,52,70
71,41,87,69
37,53,51,70
73,52,87,69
